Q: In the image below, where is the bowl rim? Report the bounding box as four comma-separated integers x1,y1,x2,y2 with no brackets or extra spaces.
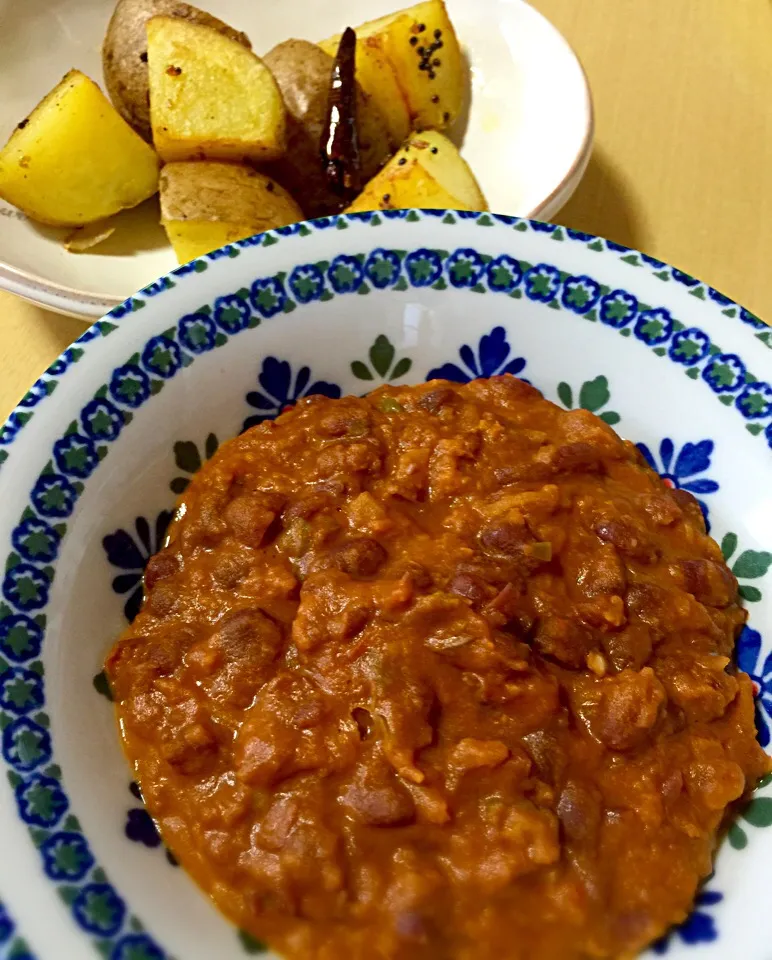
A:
2,208,769,461
0,0,595,320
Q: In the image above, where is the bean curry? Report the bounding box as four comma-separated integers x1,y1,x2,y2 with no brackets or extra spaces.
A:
107,376,769,960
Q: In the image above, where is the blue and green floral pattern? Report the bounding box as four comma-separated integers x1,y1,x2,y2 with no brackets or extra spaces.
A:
426,326,526,382
0,898,33,960
0,213,770,466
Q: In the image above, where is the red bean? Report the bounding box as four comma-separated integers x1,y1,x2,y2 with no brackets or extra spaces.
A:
339,763,416,826
331,537,387,577
449,571,492,605
144,552,179,591
417,386,456,413
670,489,707,531
594,518,658,563
557,781,601,844
479,520,532,556
675,559,737,608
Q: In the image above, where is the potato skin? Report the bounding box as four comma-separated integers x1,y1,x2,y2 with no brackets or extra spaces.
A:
160,161,303,262
102,0,251,141
263,40,392,219
160,161,300,222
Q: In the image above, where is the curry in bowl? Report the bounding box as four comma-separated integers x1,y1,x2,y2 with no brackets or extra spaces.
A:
106,376,768,959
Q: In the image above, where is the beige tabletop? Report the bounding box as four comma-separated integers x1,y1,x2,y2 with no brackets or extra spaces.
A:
2,0,772,421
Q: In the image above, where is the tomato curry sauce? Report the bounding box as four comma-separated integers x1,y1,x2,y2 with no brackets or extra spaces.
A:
107,376,769,960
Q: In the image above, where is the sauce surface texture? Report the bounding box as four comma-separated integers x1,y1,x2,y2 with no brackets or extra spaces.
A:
107,376,769,960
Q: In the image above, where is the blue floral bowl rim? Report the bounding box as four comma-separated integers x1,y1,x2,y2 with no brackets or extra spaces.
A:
1,211,768,456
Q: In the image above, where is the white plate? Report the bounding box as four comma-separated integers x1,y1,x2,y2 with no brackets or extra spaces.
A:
0,0,593,318
0,213,770,959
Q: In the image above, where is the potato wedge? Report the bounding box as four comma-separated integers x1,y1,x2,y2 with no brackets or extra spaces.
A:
0,70,160,227
318,33,411,149
401,130,486,207
263,40,392,219
102,0,251,141
346,159,461,213
353,0,464,131
147,16,285,163
160,161,303,262
346,130,486,213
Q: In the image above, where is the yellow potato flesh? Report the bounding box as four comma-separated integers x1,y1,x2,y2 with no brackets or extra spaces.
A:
0,70,159,226
346,130,486,213
147,16,286,163
401,130,486,208
163,221,262,263
355,0,464,130
346,158,462,212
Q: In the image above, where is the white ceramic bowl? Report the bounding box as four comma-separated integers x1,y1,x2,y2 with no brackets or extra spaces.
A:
0,0,593,318
1,213,770,960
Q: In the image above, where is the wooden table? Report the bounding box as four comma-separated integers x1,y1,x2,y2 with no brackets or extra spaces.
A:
2,0,771,420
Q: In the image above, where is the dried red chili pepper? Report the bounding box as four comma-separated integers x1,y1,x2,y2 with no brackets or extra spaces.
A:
320,27,362,202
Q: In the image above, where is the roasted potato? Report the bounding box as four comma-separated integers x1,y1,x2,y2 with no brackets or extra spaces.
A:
0,70,160,227
346,129,486,213
160,161,303,262
351,0,464,131
318,33,411,149
102,0,251,141
263,40,392,219
147,17,285,163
